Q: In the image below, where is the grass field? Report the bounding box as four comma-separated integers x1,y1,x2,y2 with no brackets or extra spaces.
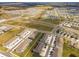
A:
3,20,53,31
0,45,8,52
0,27,23,45
1,13,13,19
63,39,79,57
25,23,53,31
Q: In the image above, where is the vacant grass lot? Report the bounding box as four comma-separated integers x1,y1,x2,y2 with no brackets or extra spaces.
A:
0,45,8,52
63,41,79,57
4,20,53,31
0,27,23,45
1,13,13,19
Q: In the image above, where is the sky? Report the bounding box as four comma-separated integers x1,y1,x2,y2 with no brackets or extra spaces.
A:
0,2,79,6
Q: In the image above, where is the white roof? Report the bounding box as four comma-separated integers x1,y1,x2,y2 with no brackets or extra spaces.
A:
5,37,23,49
0,53,7,57
5,30,34,50
0,19,6,23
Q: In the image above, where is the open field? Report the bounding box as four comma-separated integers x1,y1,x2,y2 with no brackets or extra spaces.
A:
1,13,17,19
0,45,8,52
3,20,53,31
63,39,79,57
0,27,23,45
